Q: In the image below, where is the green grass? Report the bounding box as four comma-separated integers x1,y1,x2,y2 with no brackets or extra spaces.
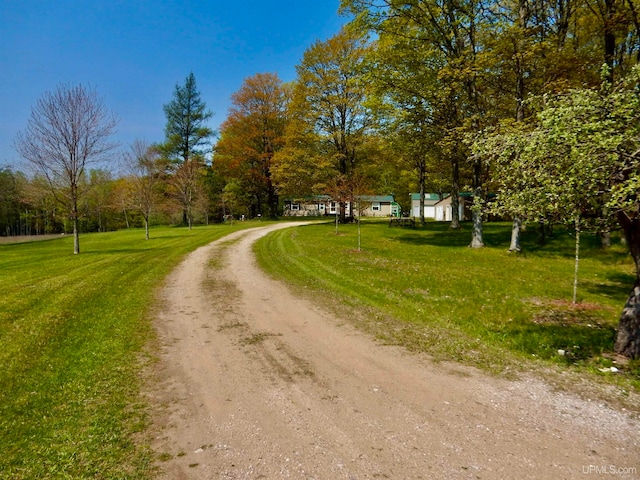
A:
2,218,638,478
255,220,640,398
0,222,263,479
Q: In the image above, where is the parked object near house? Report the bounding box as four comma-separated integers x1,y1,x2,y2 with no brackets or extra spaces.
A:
284,195,397,217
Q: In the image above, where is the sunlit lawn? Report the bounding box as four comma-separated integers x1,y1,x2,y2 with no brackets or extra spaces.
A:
1,218,638,479
0,222,262,479
255,220,639,391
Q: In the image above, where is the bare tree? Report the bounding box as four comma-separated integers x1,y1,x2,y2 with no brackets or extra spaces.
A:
14,84,118,254
167,157,203,229
124,140,164,240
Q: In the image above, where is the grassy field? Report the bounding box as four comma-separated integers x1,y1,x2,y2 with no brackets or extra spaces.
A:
255,220,640,400
0,222,262,479
2,219,638,478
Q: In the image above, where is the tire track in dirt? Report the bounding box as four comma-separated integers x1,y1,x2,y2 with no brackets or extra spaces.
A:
148,223,639,479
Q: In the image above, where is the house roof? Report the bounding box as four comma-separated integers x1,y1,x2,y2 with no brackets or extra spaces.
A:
358,195,395,203
411,192,482,201
287,194,395,203
410,193,444,201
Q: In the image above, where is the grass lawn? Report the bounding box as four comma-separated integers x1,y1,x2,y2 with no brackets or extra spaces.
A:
0,222,262,479
2,219,638,478
255,220,640,402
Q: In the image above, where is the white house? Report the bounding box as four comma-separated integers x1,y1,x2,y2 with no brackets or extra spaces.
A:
410,193,468,221
410,193,442,218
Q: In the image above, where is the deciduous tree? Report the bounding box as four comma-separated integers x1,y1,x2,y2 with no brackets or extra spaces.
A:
282,28,373,222
14,84,118,254
342,0,488,237
124,140,164,239
473,68,640,358
214,73,289,219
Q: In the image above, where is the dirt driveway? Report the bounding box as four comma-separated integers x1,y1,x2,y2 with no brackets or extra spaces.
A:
148,223,639,479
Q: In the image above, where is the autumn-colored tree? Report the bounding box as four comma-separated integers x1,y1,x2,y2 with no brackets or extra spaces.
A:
271,94,332,200
214,73,289,219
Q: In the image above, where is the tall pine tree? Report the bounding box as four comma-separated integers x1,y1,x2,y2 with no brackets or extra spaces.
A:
161,72,213,227
162,72,213,164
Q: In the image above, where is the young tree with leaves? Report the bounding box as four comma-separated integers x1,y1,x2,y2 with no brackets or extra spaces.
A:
14,84,118,254
473,68,640,358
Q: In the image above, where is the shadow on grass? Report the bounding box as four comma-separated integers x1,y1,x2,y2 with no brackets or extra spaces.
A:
392,222,631,264
394,222,542,249
582,271,636,300
497,318,617,360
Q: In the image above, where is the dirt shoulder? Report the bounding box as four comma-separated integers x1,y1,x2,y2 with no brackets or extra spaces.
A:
147,223,639,479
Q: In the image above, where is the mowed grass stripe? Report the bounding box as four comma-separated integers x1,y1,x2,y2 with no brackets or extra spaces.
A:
255,221,638,384
0,223,261,479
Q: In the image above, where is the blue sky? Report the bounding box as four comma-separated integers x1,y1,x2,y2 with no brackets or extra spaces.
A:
0,0,348,168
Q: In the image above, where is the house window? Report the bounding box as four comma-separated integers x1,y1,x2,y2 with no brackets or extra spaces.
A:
329,202,338,214
290,203,300,211
372,202,381,211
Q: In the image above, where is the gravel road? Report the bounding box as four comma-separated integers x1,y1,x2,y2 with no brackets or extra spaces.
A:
148,223,639,479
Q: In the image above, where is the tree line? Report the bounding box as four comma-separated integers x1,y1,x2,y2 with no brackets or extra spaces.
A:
3,0,640,357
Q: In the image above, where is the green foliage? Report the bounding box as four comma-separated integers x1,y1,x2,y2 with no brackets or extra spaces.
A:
0,223,258,479
278,28,373,193
474,68,640,230
161,72,213,163
256,221,637,390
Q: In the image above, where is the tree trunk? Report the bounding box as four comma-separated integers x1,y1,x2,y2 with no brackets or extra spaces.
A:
614,278,640,358
469,186,484,248
614,212,640,358
267,183,279,219
357,206,362,252
537,219,548,245
450,157,461,229
604,0,616,83
73,218,80,255
509,216,522,252
72,197,80,255
419,168,426,226
144,217,150,240
469,208,484,248
469,160,484,248
572,216,580,305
